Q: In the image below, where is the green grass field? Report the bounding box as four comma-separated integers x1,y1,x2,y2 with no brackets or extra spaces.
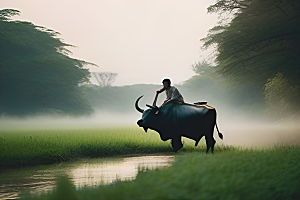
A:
20,144,300,200
0,127,165,167
0,127,225,168
2,127,299,199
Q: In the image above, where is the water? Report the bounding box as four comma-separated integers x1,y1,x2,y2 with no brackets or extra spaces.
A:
0,155,174,199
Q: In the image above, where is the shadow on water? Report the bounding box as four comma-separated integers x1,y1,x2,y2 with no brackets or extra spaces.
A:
0,155,174,199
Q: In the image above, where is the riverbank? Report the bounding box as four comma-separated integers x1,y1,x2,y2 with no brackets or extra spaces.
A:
0,154,175,199
20,144,300,200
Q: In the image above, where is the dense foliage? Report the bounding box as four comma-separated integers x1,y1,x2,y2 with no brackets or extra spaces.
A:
0,9,94,116
201,0,300,119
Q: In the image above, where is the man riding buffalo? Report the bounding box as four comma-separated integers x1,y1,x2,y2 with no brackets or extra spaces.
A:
153,78,184,107
135,78,223,153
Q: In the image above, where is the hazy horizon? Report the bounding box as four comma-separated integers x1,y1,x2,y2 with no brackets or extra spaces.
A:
2,1,298,147
1,0,218,86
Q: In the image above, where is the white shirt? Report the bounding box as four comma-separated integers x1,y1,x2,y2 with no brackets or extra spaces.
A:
165,86,184,103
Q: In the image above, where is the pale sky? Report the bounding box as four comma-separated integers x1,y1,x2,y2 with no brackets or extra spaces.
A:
1,0,218,86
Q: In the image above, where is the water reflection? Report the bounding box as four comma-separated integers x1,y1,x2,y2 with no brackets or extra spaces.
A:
70,156,174,187
0,155,174,199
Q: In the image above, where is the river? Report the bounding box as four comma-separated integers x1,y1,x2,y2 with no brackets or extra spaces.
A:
0,155,174,199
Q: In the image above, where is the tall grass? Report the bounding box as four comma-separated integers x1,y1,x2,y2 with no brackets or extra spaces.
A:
0,127,230,168
0,127,166,167
20,144,300,200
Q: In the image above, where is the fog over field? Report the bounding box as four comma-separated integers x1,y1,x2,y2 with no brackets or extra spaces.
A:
1,77,300,147
1,75,299,148
0,0,299,151
1,105,299,148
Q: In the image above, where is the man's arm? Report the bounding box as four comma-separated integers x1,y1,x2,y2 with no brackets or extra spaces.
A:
156,88,165,94
160,99,171,107
152,88,165,106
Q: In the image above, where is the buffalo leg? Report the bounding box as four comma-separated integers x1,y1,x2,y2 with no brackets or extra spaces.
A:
210,127,216,153
211,138,216,153
205,133,216,153
171,136,183,152
204,135,210,153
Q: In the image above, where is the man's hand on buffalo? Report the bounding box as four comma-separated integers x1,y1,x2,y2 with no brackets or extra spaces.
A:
156,88,164,94
153,88,165,107
160,99,170,107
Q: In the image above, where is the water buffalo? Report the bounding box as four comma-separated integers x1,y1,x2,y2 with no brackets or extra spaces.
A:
135,96,223,153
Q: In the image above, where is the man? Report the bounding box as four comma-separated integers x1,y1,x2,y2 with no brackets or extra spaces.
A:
152,78,184,107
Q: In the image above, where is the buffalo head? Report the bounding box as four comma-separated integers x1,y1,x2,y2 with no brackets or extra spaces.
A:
135,96,160,132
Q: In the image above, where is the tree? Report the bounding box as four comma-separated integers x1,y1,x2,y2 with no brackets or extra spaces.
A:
264,72,300,118
91,72,118,88
0,9,96,116
201,0,300,119
191,60,216,77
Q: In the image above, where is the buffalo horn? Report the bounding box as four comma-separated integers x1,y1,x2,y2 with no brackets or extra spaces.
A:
135,95,145,113
146,104,154,109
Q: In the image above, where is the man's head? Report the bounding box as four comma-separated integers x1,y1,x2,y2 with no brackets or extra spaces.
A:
162,78,171,89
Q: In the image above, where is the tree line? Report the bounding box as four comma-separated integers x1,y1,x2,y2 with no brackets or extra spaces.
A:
0,9,94,116
1,0,299,120
197,0,300,119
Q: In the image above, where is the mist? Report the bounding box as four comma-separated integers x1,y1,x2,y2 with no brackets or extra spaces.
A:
1,74,299,148
1,90,299,148
0,0,299,149
0,112,141,130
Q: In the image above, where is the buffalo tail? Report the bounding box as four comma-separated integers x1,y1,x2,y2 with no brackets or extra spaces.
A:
216,123,223,140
